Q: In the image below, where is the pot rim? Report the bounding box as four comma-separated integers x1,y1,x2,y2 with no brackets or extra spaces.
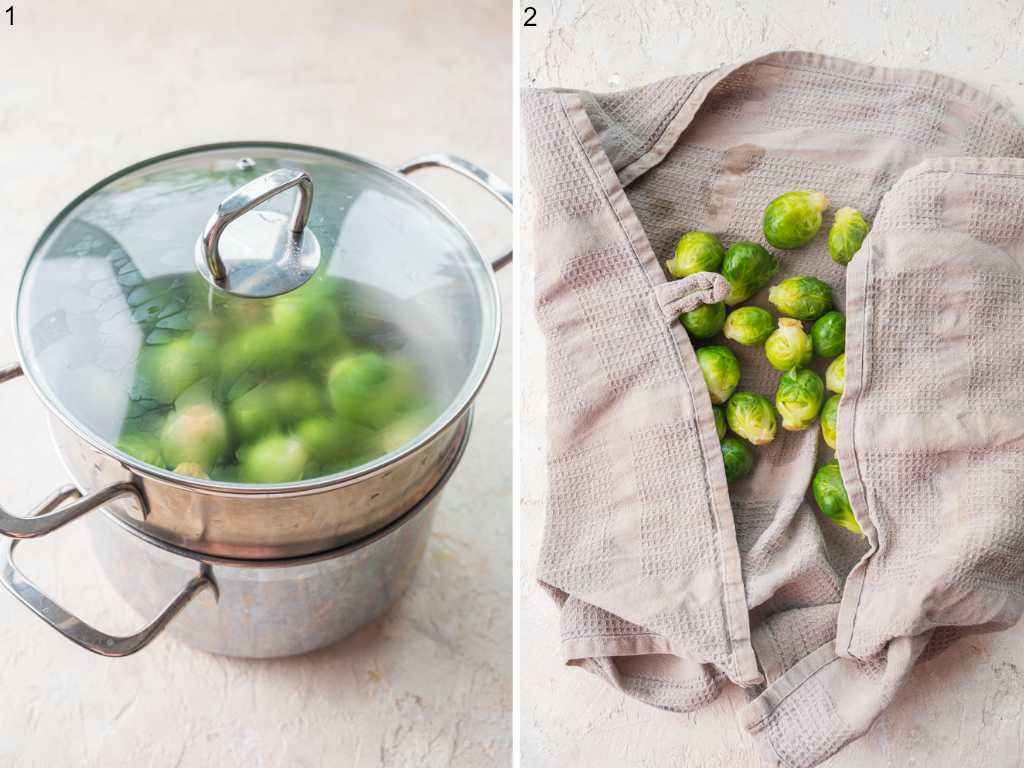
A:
12,141,501,497
95,410,472,568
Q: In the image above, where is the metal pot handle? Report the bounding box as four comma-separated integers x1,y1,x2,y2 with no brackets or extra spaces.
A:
2,537,215,657
397,153,513,271
0,485,216,657
0,363,147,539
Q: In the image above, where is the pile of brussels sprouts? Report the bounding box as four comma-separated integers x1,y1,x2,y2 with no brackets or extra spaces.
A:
114,275,435,484
672,191,869,536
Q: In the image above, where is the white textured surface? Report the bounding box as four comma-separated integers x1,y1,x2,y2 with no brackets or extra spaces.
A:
0,2,510,766
520,2,1024,766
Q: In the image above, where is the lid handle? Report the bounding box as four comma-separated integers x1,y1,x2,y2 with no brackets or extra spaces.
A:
195,168,321,298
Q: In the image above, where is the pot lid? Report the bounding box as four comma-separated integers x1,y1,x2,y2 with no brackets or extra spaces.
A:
15,142,499,488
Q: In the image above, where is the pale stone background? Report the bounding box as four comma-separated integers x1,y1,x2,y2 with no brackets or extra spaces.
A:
0,2,510,766
520,2,1024,766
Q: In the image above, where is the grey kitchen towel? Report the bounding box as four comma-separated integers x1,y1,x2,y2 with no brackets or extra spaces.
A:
524,51,1024,766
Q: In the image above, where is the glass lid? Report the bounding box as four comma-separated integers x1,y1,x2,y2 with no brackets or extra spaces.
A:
15,143,498,487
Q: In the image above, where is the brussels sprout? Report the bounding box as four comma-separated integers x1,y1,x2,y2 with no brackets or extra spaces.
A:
764,318,813,372
681,302,726,339
116,432,164,468
826,353,846,394
812,460,862,535
828,207,870,266
720,437,754,482
271,378,323,422
270,282,347,352
137,332,216,404
775,367,825,431
723,306,775,346
820,394,840,449
227,384,280,442
763,190,829,249
666,232,725,278
377,409,434,453
296,415,373,465
160,403,230,470
220,323,298,383
696,346,740,404
721,241,780,306
173,462,209,479
726,391,777,445
811,310,846,358
327,351,415,428
712,405,727,439
768,277,833,320
238,434,309,484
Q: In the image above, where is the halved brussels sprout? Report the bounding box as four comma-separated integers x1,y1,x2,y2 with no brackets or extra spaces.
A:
812,459,862,535
696,346,740,404
116,432,164,468
826,353,846,394
775,367,825,431
721,437,754,482
160,402,230,470
137,332,217,404
681,302,727,339
764,318,813,372
726,391,776,445
721,241,779,305
723,306,775,346
712,405,727,439
828,207,870,266
768,277,833,320
763,190,829,249
666,232,725,278
820,394,839,449
238,433,309,484
811,310,846,358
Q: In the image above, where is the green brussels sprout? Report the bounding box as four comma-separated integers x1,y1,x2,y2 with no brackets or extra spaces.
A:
696,346,741,404
774,367,825,431
173,462,209,479
768,277,833,320
712,405,727,439
270,377,323,423
220,323,299,384
296,415,374,465
227,384,280,442
720,437,754,482
821,394,840,449
327,351,415,428
116,432,164,468
681,302,726,339
811,311,846,358
270,281,347,352
726,391,777,445
812,460,862,535
723,306,775,346
377,409,434,453
721,241,780,306
137,332,216,404
666,232,725,278
764,318,813,372
238,434,309,484
763,190,829,249
160,402,230,470
826,353,846,394
828,207,870,266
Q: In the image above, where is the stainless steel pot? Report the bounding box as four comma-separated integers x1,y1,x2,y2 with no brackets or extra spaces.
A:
2,144,510,559
0,414,470,658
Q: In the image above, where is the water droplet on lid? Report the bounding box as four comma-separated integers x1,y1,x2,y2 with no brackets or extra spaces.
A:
236,158,255,171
